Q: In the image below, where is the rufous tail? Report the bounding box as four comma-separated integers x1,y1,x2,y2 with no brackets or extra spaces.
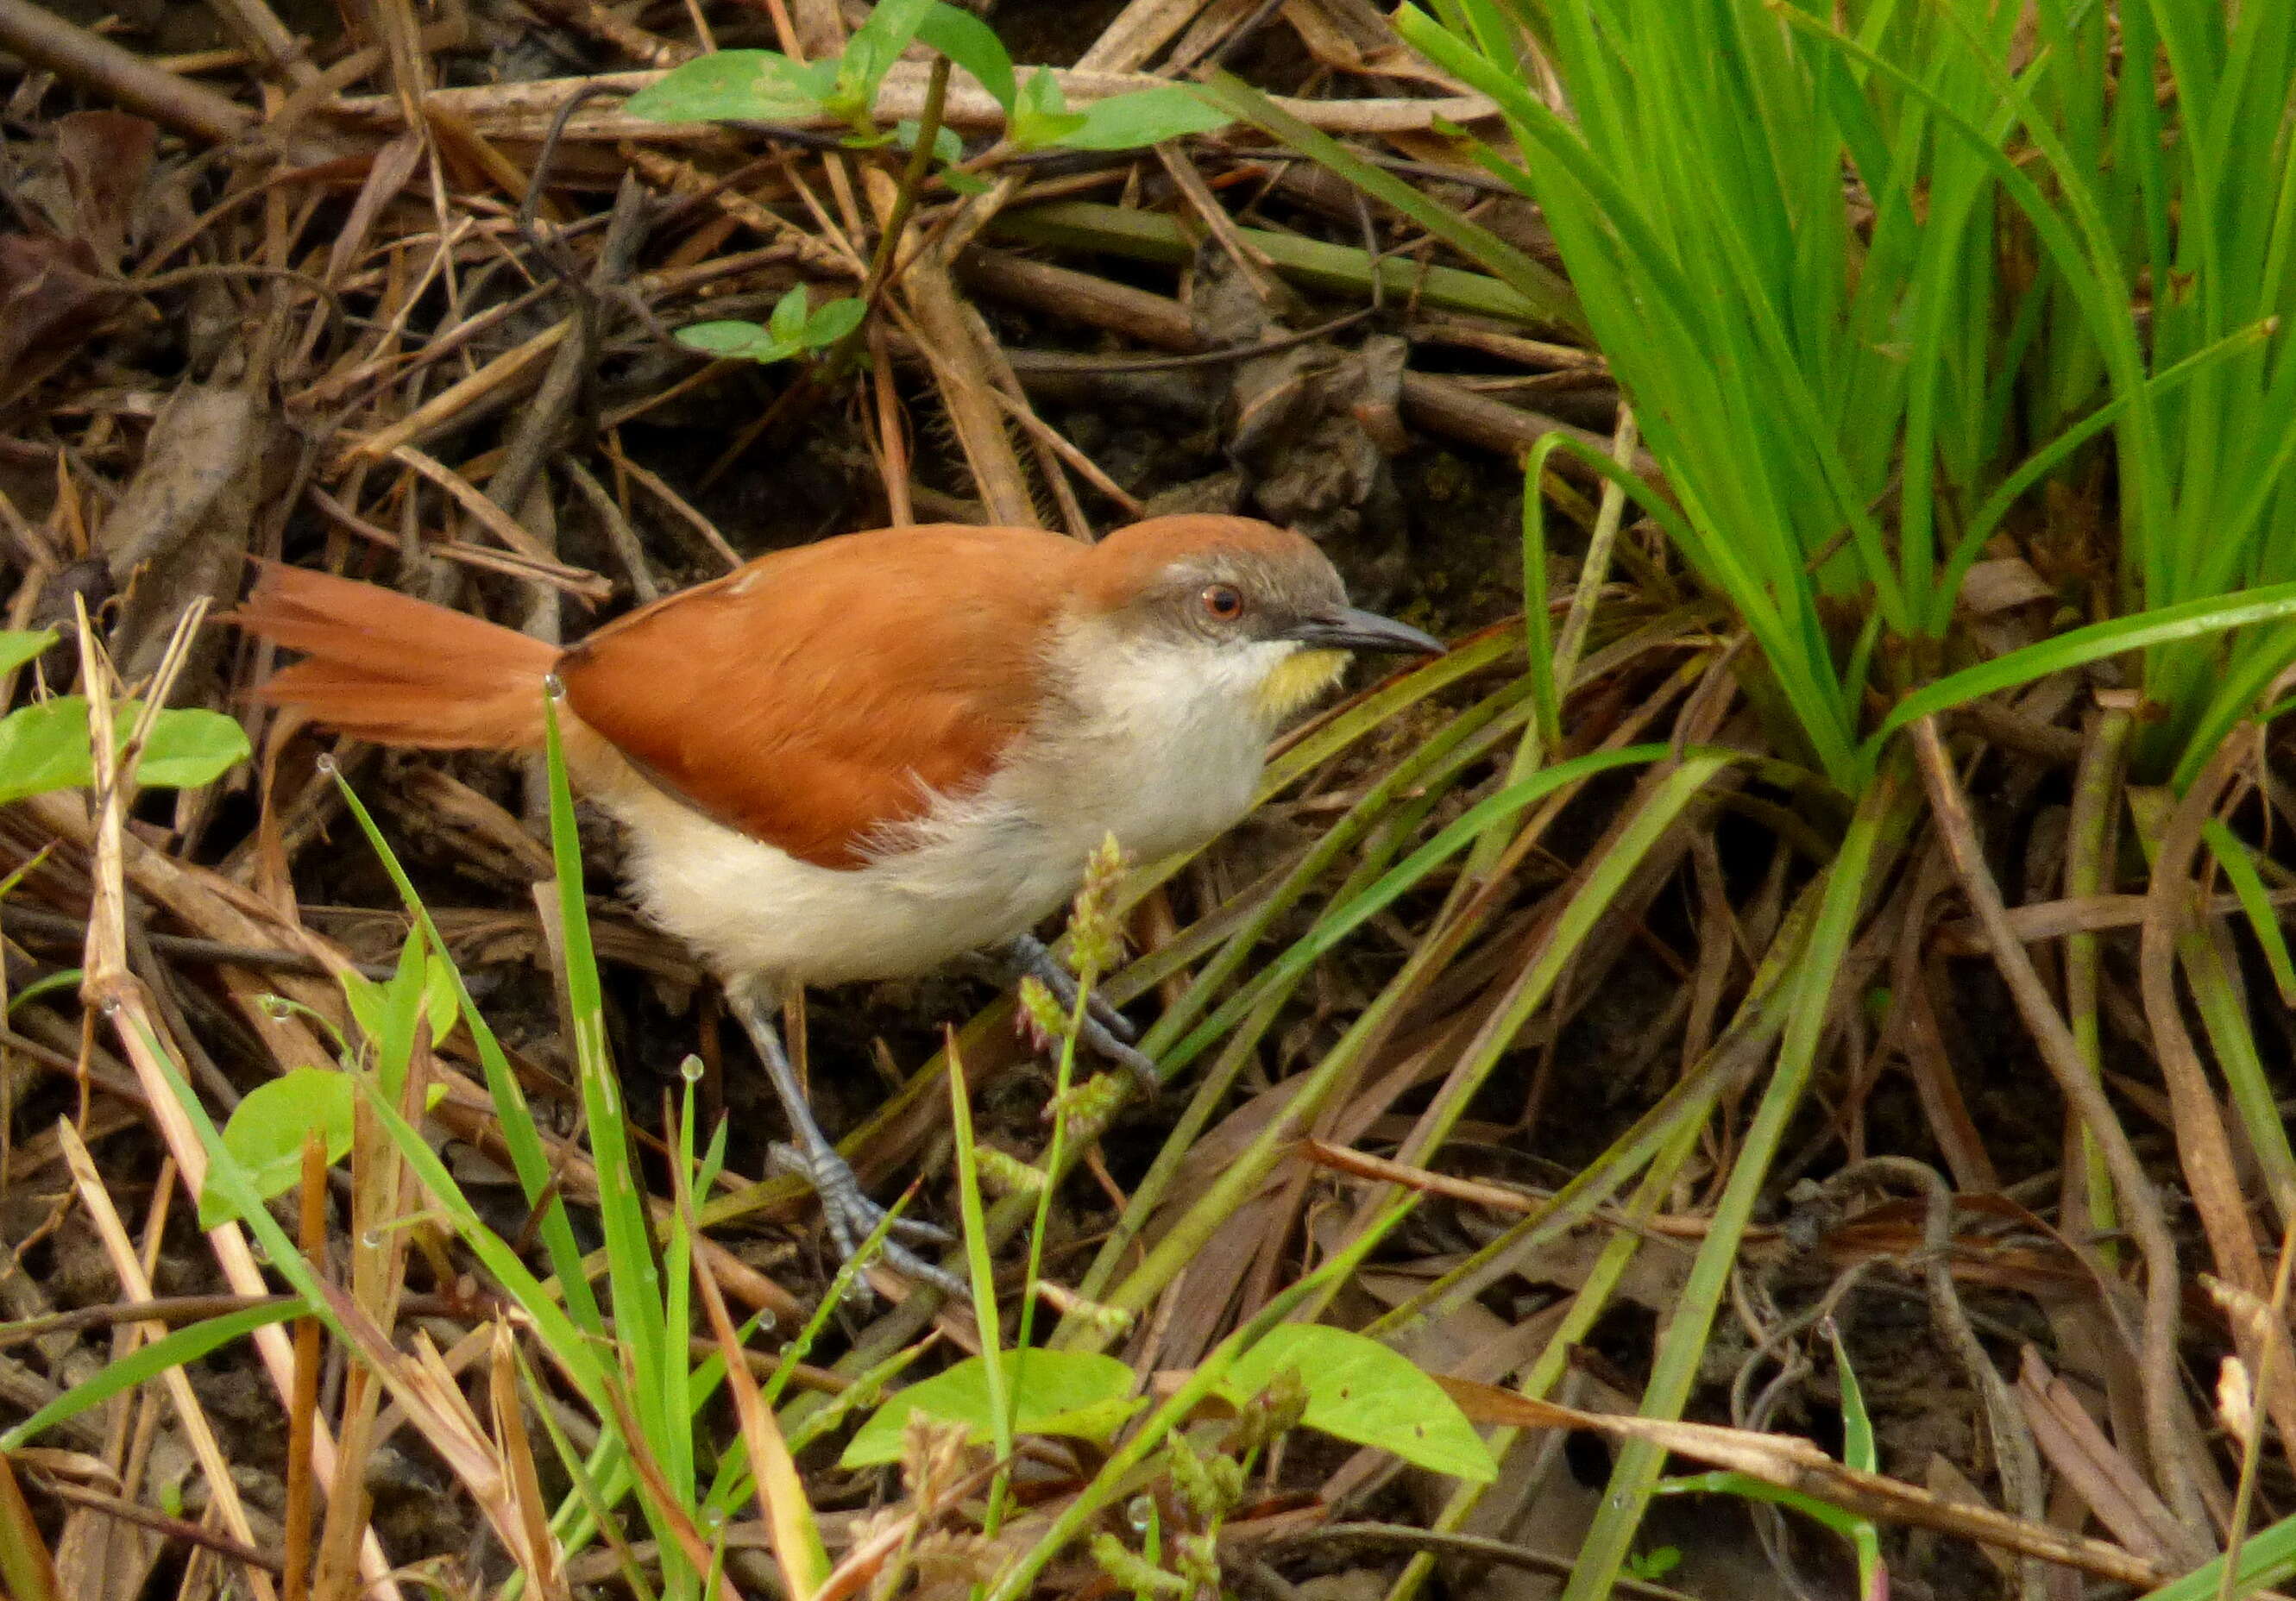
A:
230,562,559,750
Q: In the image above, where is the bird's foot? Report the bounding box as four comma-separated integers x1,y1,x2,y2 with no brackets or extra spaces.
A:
768,1142,967,1299
1003,934,1161,1096
1072,1011,1161,1096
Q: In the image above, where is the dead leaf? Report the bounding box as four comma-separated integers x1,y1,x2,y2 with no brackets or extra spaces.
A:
1192,254,1406,546
2014,1349,2187,1566
0,233,125,408
1959,556,2056,617
1229,334,1407,543
96,383,274,680
56,111,158,273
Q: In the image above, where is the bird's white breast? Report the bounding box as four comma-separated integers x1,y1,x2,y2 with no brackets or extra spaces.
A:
588,626,1312,989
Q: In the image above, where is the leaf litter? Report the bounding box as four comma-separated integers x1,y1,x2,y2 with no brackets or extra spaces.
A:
0,3,2288,1600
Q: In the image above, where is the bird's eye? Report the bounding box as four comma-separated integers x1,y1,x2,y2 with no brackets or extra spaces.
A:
1200,584,1245,623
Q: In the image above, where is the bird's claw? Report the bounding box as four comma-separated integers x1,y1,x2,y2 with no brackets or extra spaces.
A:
856,1234,971,1302
1003,933,1159,1092
1014,995,1160,1094
1079,1014,1161,1096
768,1142,967,1297
1080,987,1137,1045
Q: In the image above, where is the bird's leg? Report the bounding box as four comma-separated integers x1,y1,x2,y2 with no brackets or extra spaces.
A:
1000,932,1161,1092
723,976,964,1296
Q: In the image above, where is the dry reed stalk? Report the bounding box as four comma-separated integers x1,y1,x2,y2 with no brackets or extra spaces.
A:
58,1124,280,1601
67,605,410,1600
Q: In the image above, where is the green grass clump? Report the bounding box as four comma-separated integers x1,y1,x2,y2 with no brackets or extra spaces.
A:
1231,0,2296,794
1211,3,2296,1595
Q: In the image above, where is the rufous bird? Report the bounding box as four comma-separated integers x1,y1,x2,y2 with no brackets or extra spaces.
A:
233,514,1441,1290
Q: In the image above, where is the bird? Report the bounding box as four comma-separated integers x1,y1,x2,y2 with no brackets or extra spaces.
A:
232,513,1443,1290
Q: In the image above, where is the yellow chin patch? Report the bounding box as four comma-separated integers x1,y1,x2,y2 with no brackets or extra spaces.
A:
1255,647,1349,720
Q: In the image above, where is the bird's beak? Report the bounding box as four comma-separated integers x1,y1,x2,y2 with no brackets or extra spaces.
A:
1284,607,1445,656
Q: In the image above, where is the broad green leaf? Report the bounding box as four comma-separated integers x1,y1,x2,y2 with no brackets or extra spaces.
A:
802,296,868,348
833,0,935,120
0,697,248,807
917,2,1015,111
896,119,966,165
0,631,55,679
674,321,802,364
848,0,935,70
199,1067,355,1227
1010,68,1086,150
0,700,95,805
371,930,450,1095
130,706,250,789
341,926,429,1097
0,1300,305,1449
337,970,386,1054
840,1348,1142,1467
767,284,810,345
623,51,836,122
1217,1324,1496,1482
422,949,461,1043
1054,86,1232,151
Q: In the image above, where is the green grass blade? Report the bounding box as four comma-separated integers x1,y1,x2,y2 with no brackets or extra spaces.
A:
540,697,678,1501
325,767,605,1334
356,1080,613,1406
2201,819,2296,1006
1161,743,1696,1074
0,1301,305,1449
946,1039,1015,1530
1871,581,2296,752
1193,73,1583,336
1562,769,1906,1598
2135,1509,2296,1598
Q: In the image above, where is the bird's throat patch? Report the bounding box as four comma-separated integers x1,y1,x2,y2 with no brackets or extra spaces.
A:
1255,648,1349,720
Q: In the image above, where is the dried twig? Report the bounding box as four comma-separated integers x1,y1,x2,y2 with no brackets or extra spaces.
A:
1432,1375,2171,1588
324,63,1502,140
1909,714,2216,1550
0,0,254,143
57,1125,280,1601
66,606,407,1601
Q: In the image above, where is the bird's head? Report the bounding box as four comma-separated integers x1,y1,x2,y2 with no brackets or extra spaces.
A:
1069,515,1444,726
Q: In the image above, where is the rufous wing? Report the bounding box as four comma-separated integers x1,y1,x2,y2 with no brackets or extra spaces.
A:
555,524,1082,870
